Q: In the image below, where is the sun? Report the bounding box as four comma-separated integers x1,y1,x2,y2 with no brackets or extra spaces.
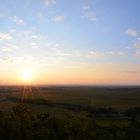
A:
21,70,32,83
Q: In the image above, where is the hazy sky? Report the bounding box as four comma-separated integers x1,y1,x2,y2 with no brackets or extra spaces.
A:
0,0,140,85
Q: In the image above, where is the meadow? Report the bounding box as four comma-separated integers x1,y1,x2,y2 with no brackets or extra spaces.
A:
1,86,140,109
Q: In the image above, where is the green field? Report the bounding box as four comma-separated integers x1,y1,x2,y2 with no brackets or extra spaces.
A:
1,86,140,111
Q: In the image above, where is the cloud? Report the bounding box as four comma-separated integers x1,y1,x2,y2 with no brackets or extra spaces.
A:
127,71,139,74
52,16,64,22
0,56,13,63
54,43,60,47
135,50,140,56
31,34,47,40
126,29,138,37
83,12,97,21
107,51,125,56
133,42,140,48
30,43,38,48
86,50,125,58
10,55,39,65
10,16,24,24
44,0,56,6
87,51,102,57
59,51,82,57
9,28,16,33
18,27,36,37
1,44,18,52
82,5,97,22
82,5,90,11
0,32,12,41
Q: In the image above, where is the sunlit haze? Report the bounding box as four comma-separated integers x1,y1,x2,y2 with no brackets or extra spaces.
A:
0,0,140,85
21,70,32,83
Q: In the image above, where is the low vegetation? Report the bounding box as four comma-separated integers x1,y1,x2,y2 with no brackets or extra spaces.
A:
0,104,140,140
0,86,140,139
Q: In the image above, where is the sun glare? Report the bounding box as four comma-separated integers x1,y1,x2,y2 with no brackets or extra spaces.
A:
21,71,32,83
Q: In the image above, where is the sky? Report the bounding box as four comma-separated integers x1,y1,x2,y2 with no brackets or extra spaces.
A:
0,0,140,85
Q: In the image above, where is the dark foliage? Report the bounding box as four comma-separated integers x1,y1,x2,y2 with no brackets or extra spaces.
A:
0,104,140,140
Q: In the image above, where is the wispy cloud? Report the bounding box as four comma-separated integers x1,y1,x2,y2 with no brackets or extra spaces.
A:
81,5,90,11
31,34,47,40
10,55,38,65
127,71,139,74
52,16,64,22
81,4,97,22
87,51,102,57
107,50,125,56
10,16,24,24
0,32,12,41
59,51,82,57
126,28,138,37
0,56,13,63
1,44,18,52
44,0,56,6
83,12,97,21
30,43,38,48
135,49,140,56
133,42,140,48
9,28,16,33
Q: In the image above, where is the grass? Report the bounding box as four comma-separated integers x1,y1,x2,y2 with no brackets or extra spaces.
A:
1,86,140,110
95,119,130,127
